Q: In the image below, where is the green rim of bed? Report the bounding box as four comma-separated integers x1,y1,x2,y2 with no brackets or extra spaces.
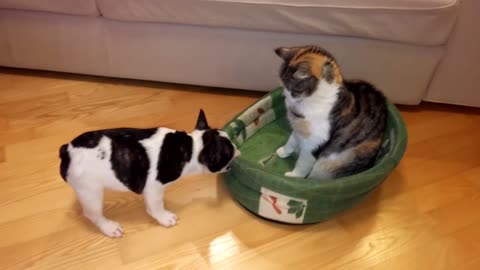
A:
222,87,408,224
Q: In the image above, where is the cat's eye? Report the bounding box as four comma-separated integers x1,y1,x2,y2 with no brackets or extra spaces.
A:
293,69,309,79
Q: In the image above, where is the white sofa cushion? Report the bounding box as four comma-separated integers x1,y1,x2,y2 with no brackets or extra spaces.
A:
97,0,459,46
0,0,99,16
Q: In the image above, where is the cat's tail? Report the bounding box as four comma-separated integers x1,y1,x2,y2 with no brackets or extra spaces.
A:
59,144,71,182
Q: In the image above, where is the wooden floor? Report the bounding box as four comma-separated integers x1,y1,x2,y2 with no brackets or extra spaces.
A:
1,67,479,270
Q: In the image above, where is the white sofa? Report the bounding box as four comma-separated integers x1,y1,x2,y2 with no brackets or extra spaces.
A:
0,0,478,106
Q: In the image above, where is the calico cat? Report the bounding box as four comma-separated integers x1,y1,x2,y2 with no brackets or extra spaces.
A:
275,45,387,179
59,110,239,237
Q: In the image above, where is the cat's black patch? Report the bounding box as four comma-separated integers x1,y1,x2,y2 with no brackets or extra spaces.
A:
342,80,386,147
279,63,318,98
332,155,374,178
107,128,158,193
275,47,297,61
59,144,70,182
312,80,387,174
330,87,361,133
311,141,329,158
157,132,193,184
199,130,234,172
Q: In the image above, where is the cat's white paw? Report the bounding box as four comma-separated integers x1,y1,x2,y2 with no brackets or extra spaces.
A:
99,220,123,238
155,211,177,228
284,171,304,178
276,147,291,158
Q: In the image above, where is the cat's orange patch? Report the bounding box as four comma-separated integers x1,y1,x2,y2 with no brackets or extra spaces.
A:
318,156,353,173
313,138,381,178
290,53,325,78
331,63,343,84
353,138,382,156
291,118,311,138
341,94,355,117
313,151,355,178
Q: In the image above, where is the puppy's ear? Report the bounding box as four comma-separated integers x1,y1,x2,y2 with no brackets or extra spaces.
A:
195,109,210,130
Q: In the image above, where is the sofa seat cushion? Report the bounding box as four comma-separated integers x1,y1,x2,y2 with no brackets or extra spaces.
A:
0,0,99,16
97,0,459,46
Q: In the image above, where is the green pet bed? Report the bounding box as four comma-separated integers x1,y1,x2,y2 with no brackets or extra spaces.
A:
223,87,407,224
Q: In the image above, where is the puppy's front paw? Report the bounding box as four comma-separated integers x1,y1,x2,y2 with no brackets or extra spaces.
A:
99,220,123,238
155,211,177,228
276,147,291,158
284,171,304,178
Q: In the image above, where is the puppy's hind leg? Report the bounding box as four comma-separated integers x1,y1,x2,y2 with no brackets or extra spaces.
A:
73,183,124,238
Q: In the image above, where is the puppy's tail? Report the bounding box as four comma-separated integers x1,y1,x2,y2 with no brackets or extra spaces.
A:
59,144,71,182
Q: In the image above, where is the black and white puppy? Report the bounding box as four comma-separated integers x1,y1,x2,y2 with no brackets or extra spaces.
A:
59,110,238,238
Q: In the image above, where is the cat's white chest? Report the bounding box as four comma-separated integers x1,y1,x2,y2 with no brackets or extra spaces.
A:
284,82,339,144
286,103,310,138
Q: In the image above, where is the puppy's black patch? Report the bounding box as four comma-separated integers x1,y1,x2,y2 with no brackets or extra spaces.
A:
157,132,193,184
71,131,103,148
104,128,158,141
59,144,70,182
97,149,106,160
62,128,159,192
108,128,157,193
68,128,157,192
110,139,149,194
199,130,234,172
71,128,157,148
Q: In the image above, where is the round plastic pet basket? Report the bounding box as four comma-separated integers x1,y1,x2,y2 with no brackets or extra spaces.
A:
223,87,407,224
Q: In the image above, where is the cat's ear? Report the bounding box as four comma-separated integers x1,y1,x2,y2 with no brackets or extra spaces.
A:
274,47,298,61
195,109,210,130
